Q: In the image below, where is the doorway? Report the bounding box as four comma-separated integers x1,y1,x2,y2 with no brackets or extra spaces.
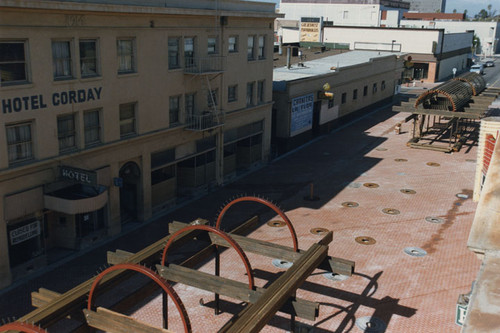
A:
119,162,141,224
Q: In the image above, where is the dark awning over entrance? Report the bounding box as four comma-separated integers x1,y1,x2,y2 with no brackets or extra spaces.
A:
44,184,108,215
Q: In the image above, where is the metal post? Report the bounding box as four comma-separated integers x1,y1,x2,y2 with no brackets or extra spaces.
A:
163,290,168,329
215,246,220,315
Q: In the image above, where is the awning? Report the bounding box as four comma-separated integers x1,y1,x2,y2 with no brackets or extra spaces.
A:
44,184,108,215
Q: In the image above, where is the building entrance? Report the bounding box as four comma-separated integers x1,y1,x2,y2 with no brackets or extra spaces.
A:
119,162,141,224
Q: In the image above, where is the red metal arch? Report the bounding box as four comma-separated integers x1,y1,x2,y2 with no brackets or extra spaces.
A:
216,196,299,252
0,322,47,333
414,89,456,112
161,225,254,290
87,263,191,333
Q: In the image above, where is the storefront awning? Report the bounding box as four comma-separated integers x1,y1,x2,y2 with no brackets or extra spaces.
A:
44,184,108,215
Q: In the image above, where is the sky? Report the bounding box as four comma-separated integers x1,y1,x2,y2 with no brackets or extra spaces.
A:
444,0,497,16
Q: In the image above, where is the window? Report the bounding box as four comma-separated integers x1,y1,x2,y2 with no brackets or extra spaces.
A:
207,37,217,54
207,89,218,108
184,37,195,67
79,39,98,77
353,89,358,100
257,80,265,103
168,37,180,69
0,41,28,85
341,92,346,104
343,11,349,19
57,114,76,152
363,85,368,96
247,82,254,106
169,95,180,125
117,39,136,74
119,103,136,137
185,93,195,116
52,41,73,79
258,36,265,59
84,109,101,146
228,85,237,103
228,36,238,53
328,98,334,109
373,83,378,93
6,122,33,163
247,36,255,60
381,80,386,90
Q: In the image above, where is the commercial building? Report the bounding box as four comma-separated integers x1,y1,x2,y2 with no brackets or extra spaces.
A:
0,0,278,287
322,26,473,82
272,51,404,153
406,0,446,13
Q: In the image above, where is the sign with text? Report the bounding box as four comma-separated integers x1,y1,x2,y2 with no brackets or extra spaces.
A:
60,166,97,186
291,93,314,136
300,17,321,43
10,220,41,245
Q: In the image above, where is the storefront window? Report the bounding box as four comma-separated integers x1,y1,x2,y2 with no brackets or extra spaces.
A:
7,217,44,268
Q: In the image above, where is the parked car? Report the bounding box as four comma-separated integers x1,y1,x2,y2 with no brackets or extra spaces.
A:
485,60,495,67
470,64,484,74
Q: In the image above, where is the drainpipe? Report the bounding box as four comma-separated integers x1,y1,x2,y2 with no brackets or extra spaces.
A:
287,47,291,69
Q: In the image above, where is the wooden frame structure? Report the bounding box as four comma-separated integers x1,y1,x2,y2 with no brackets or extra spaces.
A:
3,196,355,332
393,73,500,152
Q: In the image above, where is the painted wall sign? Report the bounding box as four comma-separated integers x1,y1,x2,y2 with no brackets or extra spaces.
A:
60,165,97,186
10,220,41,245
291,93,314,136
2,87,102,114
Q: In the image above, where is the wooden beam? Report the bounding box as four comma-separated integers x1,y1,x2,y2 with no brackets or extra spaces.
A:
393,108,483,119
156,264,319,321
218,235,330,333
83,307,174,333
107,249,135,265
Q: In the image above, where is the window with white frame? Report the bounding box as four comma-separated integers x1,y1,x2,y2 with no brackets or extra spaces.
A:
6,122,33,164
0,41,28,85
184,37,195,68
228,36,238,53
79,39,98,77
258,36,265,59
185,93,195,117
169,95,181,125
247,82,254,106
168,37,180,69
228,85,237,103
207,37,218,54
52,40,73,79
257,80,265,103
119,102,136,137
343,11,349,19
84,109,101,146
247,36,255,60
57,113,77,152
117,38,136,74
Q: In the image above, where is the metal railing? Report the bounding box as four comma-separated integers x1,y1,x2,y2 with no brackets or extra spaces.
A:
185,111,225,131
184,56,226,74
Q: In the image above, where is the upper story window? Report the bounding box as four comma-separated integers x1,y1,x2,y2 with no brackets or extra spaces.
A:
258,36,265,59
247,36,255,61
343,11,349,19
373,83,378,93
228,85,237,103
381,80,386,90
246,82,254,106
119,102,136,137
185,93,195,116
0,41,29,86
84,109,101,147
169,95,180,125
57,113,77,153
257,80,265,103
341,92,346,104
79,39,99,77
184,37,195,67
117,38,136,74
6,122,33,164
52,40,73,80
168,37,180,69
207,37,218,55
328,98,334,109
363,85,368,96
228,36,238,53
353,89,358,100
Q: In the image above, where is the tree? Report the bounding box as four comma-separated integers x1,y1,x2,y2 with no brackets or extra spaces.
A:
453,9,457,13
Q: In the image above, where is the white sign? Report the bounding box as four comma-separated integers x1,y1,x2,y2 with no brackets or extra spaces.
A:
10,220,41,245
291,93,314,136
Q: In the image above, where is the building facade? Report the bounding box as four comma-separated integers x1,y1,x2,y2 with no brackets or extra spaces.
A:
322,26,473,82
272,51,404,153
0,0,278,288
407,0,446,13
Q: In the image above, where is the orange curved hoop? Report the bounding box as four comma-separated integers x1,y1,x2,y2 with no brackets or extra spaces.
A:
87,263,191,333
0,322,47,333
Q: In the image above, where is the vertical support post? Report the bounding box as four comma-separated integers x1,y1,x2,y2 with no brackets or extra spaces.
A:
215,246,220,315
162,290,169,330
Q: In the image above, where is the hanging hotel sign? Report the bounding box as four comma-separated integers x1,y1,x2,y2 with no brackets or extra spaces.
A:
1,87,102,114
300,17,321,43
60,166,97,186
290,93,314,136
10,220,41,245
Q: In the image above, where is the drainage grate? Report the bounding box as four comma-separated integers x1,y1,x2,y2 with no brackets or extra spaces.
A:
394,158,408,162
267,220,286,228
363,183,379,188
355,316,387,333
456,193,469,199
426,162,440,167
323,272,350,281
355,236,376,245
310,227,329,235
425,216,445,224
342,201,359,208
404,247,427,257
382,208,400,215
400,189,416,194
272,259,293,269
